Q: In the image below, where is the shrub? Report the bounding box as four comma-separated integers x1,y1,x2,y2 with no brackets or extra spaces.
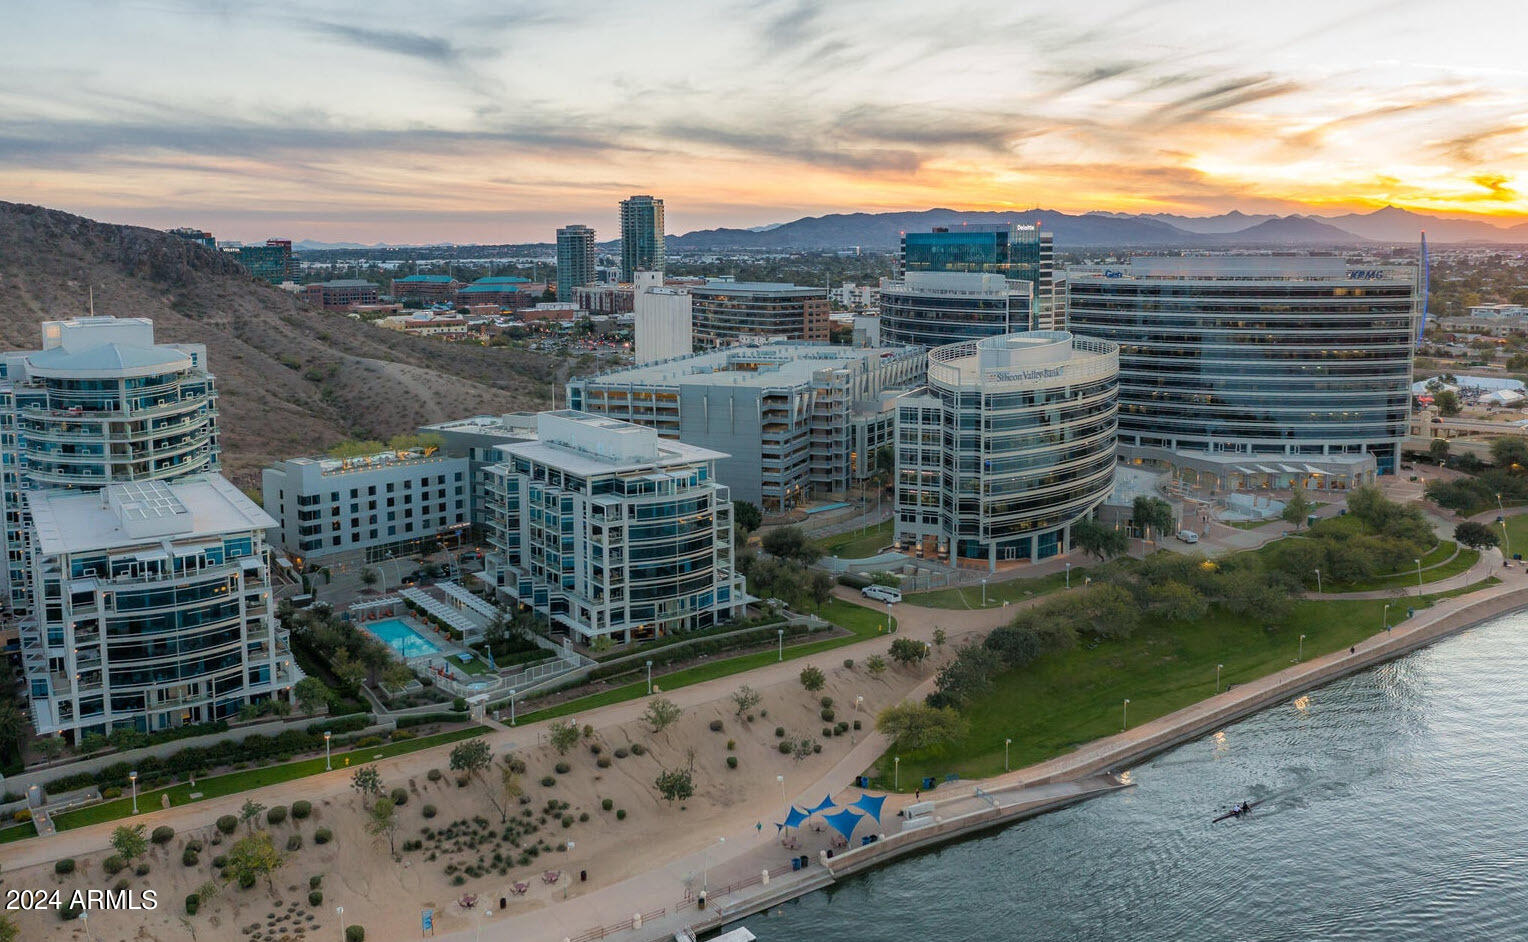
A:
778,742,792,754
266,806,288,826
212,855,227,869
314,828,333,845
310,875,323,889
775,727,786,738
185,894,200,916
726,756,738,769
540,776,556,788
612,748,628,759
844,658,854,669
346,925,367,942
578,812,589,822
726,739,736,751
629,744,646,756
102,786,123,800
554,762,570,774
853,720,862,730
182,848,199,867
596,756,611,768
615,809,627,820
427,768,443,782
560,815,573,829
823,727,834,738
239,871,257,889
708,720,724,732
589,743,602,755
286,834,303,852
151,825,175,844
390,787,408,806
102,855,126,876
216,815,238,834
820,696,834,709
422,805,437,819
456,775,470,788
292,800,312,820
55,858,75,875
355,736,384,748
309,890,324,906
601,798,613,811
813,743,822,753
821,708,835,722
135,862,150,876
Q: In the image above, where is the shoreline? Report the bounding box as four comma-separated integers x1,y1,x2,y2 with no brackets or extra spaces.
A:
524,579,1528,942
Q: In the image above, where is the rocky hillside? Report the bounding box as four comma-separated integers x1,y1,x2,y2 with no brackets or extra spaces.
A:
0,202,556,486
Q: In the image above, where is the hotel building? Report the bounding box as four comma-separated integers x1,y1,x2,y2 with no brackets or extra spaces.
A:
566,343,926,511
24,477,296,739
1065,256,1417,489
895,331,1119,568
480,411,744,643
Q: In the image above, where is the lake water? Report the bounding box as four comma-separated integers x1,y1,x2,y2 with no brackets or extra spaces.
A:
731,610,1528,941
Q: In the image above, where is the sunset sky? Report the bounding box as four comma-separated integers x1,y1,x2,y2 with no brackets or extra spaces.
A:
3,0,1527,243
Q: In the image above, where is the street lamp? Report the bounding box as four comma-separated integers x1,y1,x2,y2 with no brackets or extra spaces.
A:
336,906,344,942
476,906,494,942
1382,603,1390,631
80,911,90,942
1298,634,1306,662
981,578,987,606
894,756,900,791
776,774,786,807
1121,699,1130,731
1415,558,1422,589
129,770,138,814
1499,493,1513,558
1216,663,1223,693
885,600,892,632
777,628,784,661
324,731,332,771
646,660,654,695
508,688,517,726
1004,738,1012,771
564,843,574,899
1065,562,1071,589
1312,568,1322,593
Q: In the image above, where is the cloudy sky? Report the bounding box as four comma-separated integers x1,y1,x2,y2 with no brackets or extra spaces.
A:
3,0,1526,242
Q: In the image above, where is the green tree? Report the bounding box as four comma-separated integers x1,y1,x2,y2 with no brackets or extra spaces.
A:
0,913,17,942
1435,389,1462,417
932,644,1001,709
1454,520,1500,550
761,526,821,565
451,737,508,821
350,767,382,806
548,719,580,755
875,702,968,752
330,648,366,691
654,767,695,804
1428,437,1451,462
366,796,399,856
731,685,762,718
888,637,927,666
359,567,378,586
223,832,282,890
1132,496,1176,542
379,662,414,691
732,500,762,535
1145,581,1209,623
798,665,826,692
874,445,895,478
0,701,27,764
643,697,682,732
110,824,148,865
239,799,266,834
932,627,948,650
1491,436,1528,470
293,677,331,715
865,654,888,677
1072,517,1128,561
1281,485,1314,527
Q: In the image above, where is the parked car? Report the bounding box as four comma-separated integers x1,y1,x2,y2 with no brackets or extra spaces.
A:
1177,529,1200,544
861,584,902,604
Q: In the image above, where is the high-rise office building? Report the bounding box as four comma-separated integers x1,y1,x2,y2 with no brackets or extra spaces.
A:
878,272,1033,349
0,317,220,614
556,225,598,300
619,195,665,282
232,239,297,284
900,223,1058,328
689,281,830,348
1066,256,1417,487
895,331,1119,569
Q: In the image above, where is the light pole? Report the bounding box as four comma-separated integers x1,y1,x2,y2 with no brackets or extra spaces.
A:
336,906,344,942
564,842,574,899
508,688,517,726
324,731,332,771
476,906,494,942
1065,562,1071,589
1216,663,1223,693
646,660,654,695
777,629,784,661
1382,603,1390,631
129,770,138,814
894,756,900,791
981,578,987,606
1004,738,1012,771
1313,568,1322,593
776,774,786,808
885,600,892,632
1121,699,1130,731
1499,492,1513,558
1415,558,1422,589
1298,633,1306,662
80,911,90,942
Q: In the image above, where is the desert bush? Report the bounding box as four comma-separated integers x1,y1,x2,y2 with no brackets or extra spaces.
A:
55,858,75,875
292,800,312,819
102,855,125,876
601,798,613,811
309,890,324,906
346,925,366,942
182,848,199,867
151,826,175,845
184,895,199,916
216,815,238,834
615,809,626,820
427,768,443,782
422,804,437,819
708,719,723,732
554,762,570,774
266,806,288,826
540,776,556,788
314,828,333,845
286,834,303,852
726,756,738,769
390,787,408,806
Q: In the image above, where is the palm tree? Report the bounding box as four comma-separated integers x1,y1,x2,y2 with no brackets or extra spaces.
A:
0,700,30,766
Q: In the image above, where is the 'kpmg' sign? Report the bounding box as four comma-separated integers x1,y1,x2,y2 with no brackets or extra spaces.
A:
1346,269,1389,280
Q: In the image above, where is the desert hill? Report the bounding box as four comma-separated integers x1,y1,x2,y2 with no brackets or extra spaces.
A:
0,202,556,487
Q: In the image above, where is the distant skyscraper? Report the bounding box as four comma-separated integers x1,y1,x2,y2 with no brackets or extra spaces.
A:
619,195,665,281
556,225,598,300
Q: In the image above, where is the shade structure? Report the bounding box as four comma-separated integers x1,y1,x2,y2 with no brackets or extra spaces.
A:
822,808,864,840
850,793,886,823
804,794,837,817
782,806,808,829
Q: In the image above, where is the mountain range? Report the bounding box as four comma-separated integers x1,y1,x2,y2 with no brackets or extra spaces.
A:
664,206,1528,251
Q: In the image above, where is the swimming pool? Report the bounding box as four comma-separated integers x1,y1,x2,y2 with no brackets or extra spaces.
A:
363,618,441,659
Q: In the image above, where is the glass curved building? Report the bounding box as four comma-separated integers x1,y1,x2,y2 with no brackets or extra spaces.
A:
895,331,1118,568
1066,257,1416,488
879,272,1034,349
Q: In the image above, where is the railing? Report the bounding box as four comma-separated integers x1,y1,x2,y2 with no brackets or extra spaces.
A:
565,907,668,942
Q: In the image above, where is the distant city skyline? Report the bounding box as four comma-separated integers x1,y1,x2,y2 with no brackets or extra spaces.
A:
4,0,1527,242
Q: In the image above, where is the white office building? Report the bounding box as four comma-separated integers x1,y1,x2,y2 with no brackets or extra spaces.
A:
23,476,296,739
0,316,219,615
879,272,1035,350
262,446,470,564
633,270,693,364
895,331,1119,569
481,411,745,643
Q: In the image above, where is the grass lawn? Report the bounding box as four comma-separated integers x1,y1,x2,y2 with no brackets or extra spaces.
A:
873,582,1491,791
510,599,895,726
456,654,493,676
1315,544,1480,593
906,566,1085,610
1501,515,1528,558
45,725,489,834
821,521,894,560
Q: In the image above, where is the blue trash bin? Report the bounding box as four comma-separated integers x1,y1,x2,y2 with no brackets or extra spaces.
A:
792,857,801,872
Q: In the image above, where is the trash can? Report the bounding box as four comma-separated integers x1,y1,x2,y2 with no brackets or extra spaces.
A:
580,869,587,883
856,775,870,788
792,857,801,872
698,891,707,911
499,897,507,910
922,777,935,790
799,854,809,869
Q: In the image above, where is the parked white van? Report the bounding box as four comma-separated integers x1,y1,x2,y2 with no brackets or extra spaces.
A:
1177,529,1200,544
861,584,903,604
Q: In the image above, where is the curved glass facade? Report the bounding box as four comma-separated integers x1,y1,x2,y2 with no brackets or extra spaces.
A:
1065,261,1415,475
896,332,1119,568
879,273,1033,349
